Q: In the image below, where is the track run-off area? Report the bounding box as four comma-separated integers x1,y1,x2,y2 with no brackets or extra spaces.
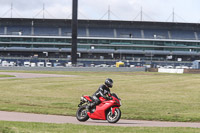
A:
0,72,77,79
0,72,200,128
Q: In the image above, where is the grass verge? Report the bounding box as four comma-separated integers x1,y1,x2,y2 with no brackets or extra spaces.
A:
0,121,199,133
0,75,15,78
0,71,200,122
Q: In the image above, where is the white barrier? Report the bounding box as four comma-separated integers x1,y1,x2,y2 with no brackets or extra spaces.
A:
158,68,184,74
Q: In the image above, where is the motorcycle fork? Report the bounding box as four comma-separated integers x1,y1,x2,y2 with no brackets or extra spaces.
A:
78,101,85,107
110,107,114,116
111,107,118,116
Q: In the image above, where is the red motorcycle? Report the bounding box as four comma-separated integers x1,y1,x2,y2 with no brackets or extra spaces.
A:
76,93,121,123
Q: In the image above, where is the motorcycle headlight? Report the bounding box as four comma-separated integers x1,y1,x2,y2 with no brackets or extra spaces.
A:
81,97,87,102
81,97,84,101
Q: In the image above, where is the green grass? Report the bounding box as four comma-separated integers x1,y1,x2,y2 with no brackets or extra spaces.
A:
0,121,199,133
0,75,15,78
0,71,200,122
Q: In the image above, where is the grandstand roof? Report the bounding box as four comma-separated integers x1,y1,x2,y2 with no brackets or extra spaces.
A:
1,18,200,31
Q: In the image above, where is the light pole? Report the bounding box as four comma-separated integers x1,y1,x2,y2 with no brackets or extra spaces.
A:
71,0,78,66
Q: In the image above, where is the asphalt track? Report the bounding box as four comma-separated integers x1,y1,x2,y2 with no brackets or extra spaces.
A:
0,111,200,128
0,72,200,128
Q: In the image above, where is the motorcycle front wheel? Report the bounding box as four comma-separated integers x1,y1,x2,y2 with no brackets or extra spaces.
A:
76,105,89,122
106,108,121,123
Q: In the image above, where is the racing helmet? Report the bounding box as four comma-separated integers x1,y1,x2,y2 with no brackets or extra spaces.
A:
105,78,113,88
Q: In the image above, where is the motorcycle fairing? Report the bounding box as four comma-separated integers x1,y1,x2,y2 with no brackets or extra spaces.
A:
87,100,115,120
83,96,93,102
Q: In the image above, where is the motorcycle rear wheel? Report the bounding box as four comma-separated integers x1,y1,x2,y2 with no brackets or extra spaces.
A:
76,105,89,122
106,108,121,123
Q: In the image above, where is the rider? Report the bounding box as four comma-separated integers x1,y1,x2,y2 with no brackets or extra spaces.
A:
87,78,113,110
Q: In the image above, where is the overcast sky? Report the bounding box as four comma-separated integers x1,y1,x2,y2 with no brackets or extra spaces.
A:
0,0,200,23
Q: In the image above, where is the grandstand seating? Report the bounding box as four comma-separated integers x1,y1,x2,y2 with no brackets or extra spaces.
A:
6,26,31,35
143,29,169,39
116,28,141,38
34,26,58,36
78,27,86,37
89,27,114,37
0,25,198,41
196,32,200,40
170,30,195,40
1,18,200,64
0,27,4,35
61,27,71,36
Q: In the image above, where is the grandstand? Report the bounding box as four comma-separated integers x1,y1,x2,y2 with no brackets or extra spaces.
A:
0,18,200,67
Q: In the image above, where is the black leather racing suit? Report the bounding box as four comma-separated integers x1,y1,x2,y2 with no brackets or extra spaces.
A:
90,84,111,107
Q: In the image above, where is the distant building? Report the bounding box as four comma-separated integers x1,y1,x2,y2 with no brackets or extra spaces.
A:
0,18,199,66
192,60,200,69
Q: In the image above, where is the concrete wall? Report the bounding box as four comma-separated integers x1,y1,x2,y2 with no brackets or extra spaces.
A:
147,68,158,72
0,66,146,72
